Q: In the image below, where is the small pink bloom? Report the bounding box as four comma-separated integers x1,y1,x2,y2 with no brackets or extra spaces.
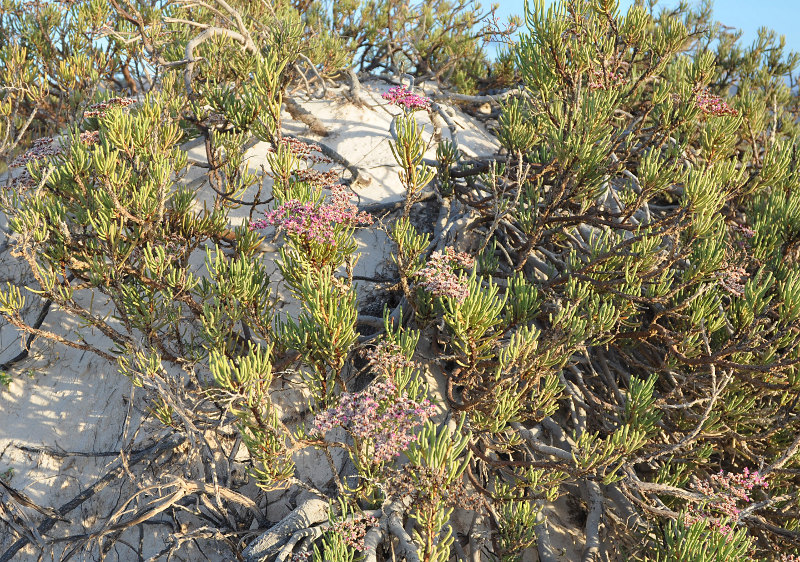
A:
84,97,136,118
312,379,435,463
695,88,737,117
416,247,474,302
382,85,431,111
249,185,372,246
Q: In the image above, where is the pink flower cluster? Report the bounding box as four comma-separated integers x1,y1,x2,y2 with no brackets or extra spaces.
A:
684,468,768,539
294,167,339,189
249,185,372,244
385,464,485,513
416,247,475,303
7,132,100,190
716,265,749,297
382,85,431,111
312,379,435,463
9,131,101,171
587,68,628,91
330,514,379,551
83,97,136,118
8,137,62,168
363,340,417,377
695,88,737,117
272,137,332,165
80,130,100,145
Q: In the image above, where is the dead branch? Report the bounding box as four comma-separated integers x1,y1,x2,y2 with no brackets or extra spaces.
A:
385,501,420,562
0,479,69,523
0,433,186,562
430,88,525,105
284,98,330,137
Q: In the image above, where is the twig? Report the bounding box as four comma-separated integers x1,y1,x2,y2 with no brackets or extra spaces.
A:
0,297,53,372
510,422,572,461
0,480,69,523
430,88,525,105
296,53,327,99
0,434,186,562
342,69,370,108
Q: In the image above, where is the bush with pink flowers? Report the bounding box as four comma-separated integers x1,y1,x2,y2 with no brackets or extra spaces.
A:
3,1,800,561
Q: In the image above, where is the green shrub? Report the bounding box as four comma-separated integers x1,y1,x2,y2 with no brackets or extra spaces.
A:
2,0,800,560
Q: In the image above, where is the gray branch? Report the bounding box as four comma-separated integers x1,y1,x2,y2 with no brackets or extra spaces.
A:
242,498,329,562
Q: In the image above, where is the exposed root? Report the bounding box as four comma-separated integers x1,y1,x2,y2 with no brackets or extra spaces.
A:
284,98,330,137
241,498,329,562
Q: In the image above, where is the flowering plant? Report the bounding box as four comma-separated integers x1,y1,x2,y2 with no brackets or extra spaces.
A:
329,513,380,551
382,85,431,111
312,379,435,465
684,469,768,539
250,185,373,246
416,247,475,302
3,1,800,561
83,97,137,118
695,88,738,117
251,181,372,271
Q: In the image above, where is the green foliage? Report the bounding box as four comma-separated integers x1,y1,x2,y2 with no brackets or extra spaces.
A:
315,0,519,93
277,265,359,407
405,417,471,562
647,518,754,562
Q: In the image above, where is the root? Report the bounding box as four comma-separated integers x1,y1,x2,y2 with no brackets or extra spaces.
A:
284,98,330,137
241,498,329,562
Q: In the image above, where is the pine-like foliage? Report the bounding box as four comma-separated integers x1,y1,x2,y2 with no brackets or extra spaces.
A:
1,0,800,560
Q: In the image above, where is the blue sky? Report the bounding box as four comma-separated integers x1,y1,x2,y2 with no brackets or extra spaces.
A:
491,0,800,57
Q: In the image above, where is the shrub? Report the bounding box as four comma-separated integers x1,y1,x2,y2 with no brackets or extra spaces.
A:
2,0,800,561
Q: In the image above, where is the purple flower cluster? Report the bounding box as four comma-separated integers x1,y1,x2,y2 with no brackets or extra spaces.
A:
80,130,100,145
685,468,768,539
7,130,102,190
8,137,62,169
83,97,136,118
382,85,431,111
587,68,628,91
695,88,737,117
363,340,417,376
416,247,475,303
329,514,379,551
294,167,339,189
716,265,748,297
385,464,485,513
312,379,435,463
272,137,332,165
249,185,373,244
